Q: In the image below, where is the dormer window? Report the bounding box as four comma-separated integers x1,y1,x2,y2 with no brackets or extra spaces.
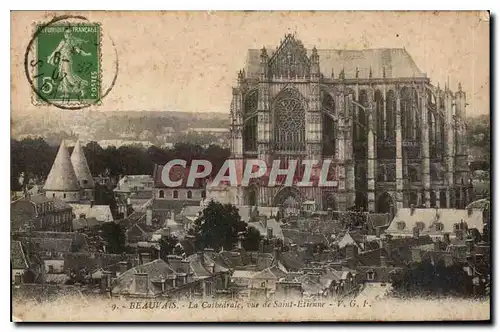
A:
415,221,425,231
397,221,406,230
435,222,444,231
367,271,375,281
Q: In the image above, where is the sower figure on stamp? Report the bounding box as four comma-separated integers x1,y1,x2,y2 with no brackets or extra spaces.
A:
47,27,91,99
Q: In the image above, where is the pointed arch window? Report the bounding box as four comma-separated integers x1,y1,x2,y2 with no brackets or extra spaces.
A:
386,90,396,140
322,92,336,156
243,91,258,152
375,90,384,140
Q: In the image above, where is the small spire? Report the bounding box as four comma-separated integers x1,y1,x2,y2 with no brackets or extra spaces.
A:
458,82,462,92
355,66,359,78
331,68,335,78
369,66,373,79
260,46,268,59
339,68,345,80
382,66,386,78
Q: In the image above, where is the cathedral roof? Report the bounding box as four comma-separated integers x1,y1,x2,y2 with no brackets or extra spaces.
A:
44,141,80,192
71,140,95,189
244,47,425,80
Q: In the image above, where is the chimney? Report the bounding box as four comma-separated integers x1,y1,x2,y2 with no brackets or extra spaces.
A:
466,235,474,253
380,253,388,267
90,200,95,208
375,226,381,238
455,228,464,241
160,277,166,293
140,252,152,264
204,248,214,257
197,251,205,265
146,208,153,226
410,204,415,216
467,207,473,216
165,227,171,237
171,210,176,221
383,237,393,260
263,216,268,229
327,208,333,220
100,271,111,292
434,241,441,252
267,227,273,239
273,247,280,262
259,240,264,253
237,231,245,249
134,272,149,295
118,261,129,275
413,225,420,239
345,244,358,260
443,233,451,244
307,272,321,283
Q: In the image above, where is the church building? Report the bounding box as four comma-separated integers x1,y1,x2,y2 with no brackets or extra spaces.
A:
229,34,470,214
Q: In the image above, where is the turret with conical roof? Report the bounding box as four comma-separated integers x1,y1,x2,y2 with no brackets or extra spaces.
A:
71,140,95,201
43,141,81,202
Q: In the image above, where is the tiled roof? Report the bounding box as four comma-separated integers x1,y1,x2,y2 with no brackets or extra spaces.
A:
21,237,73,253
18,231,89,253
29,195,52,204
153,199,200,213
111,259,177,296
69,203,113,222
44,141,80,192
248,218,284,240
251,264,287,280
186,252,229,278
53,197,72,211
72,217,100,231
64,252,137,273
282,229,328,246
11,241,29,269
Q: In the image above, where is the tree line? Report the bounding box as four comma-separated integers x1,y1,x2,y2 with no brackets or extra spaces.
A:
11,138,230,191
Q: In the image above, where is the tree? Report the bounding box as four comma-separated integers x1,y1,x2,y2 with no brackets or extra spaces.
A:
390,261,474,298
193,200,246,251
158,235,180,260
242,226,262,251
100,222,126,254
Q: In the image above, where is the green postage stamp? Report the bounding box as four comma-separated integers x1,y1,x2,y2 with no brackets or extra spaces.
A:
33,23,101,106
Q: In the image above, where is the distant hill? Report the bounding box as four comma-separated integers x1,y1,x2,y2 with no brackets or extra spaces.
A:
11,110,230,144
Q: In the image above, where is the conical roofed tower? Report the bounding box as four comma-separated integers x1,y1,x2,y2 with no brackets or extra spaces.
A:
44,141,81,202
71,140,95,200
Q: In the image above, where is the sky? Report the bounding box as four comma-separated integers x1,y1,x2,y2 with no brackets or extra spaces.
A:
11,11,490,118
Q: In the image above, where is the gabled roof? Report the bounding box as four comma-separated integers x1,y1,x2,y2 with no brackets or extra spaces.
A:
386,208,484,235
69,203,113,222
252,264,287,280
70,140,95,189
337,231,364,249
245,40,425,80
248,218,284,240
44,141,80,192
111,259,177,296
